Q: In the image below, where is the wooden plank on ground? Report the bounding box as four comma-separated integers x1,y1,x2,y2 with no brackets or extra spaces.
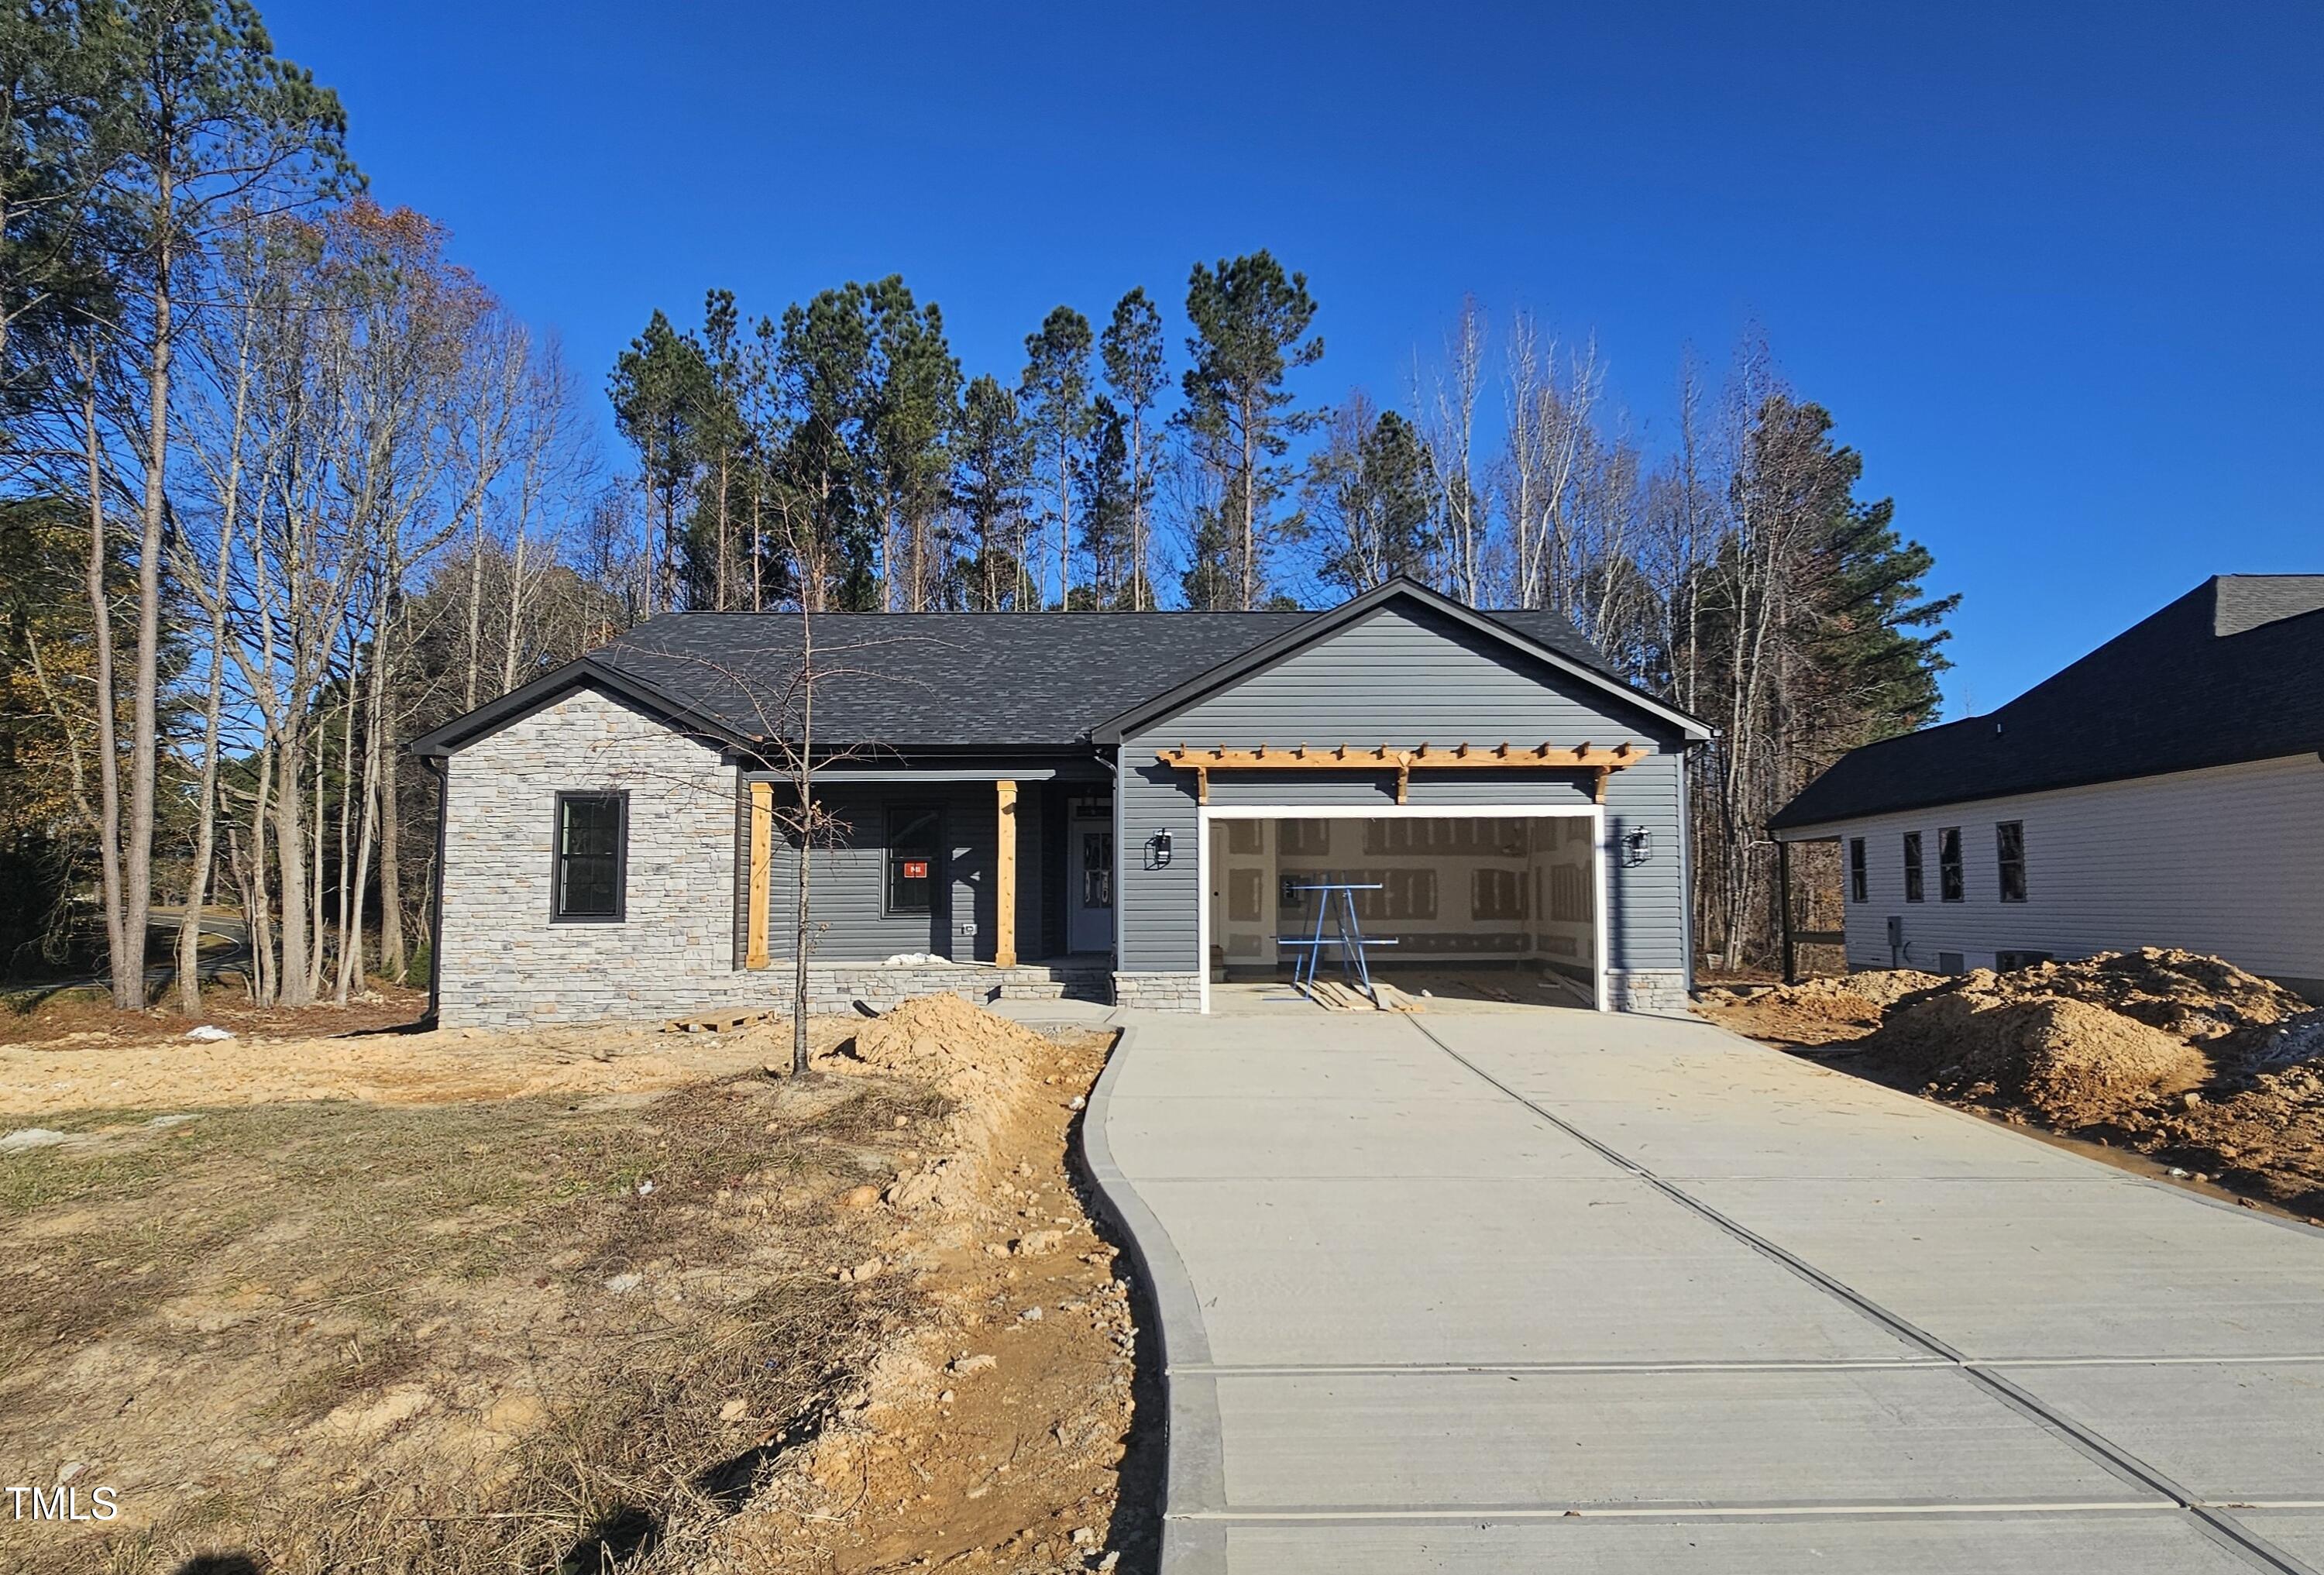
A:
1373,981,1425,1013
664,1010,775,1034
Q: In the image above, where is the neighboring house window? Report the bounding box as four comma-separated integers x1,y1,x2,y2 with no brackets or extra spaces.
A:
1996,820,2027,903
886,806,941,916
553,793,627,921
1903,832,1923,903
1848,838,1867,903
1938,827,1964,902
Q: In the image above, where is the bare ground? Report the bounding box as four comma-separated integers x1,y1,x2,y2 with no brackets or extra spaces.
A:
0,996,1153,1575
1698,949,2324,1219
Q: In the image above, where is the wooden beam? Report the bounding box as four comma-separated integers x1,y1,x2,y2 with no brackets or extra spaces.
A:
994,779,1019,967
746,781,772,970
1155,741,1642,810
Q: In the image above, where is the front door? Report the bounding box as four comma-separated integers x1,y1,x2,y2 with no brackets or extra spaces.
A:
1066,796,1114,954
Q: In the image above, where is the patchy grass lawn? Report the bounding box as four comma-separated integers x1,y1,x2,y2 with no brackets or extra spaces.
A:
0,1063,938,1574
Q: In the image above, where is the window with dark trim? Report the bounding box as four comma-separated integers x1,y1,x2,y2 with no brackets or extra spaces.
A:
1903,831,1924,903
1848,837,1867,903
1996,820,2027,903
1938,826,1964,903
553,793,627,921
886,806,942,916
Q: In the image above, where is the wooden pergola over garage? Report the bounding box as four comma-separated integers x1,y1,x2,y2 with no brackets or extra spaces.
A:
1157,741,1642,806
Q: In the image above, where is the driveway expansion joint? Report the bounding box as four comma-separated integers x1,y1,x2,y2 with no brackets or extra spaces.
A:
1402,1016,2319,1575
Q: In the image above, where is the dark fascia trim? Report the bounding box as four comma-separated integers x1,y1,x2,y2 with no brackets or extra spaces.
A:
406,656,757,758
1768,745,2324,836
1088,577,1714,745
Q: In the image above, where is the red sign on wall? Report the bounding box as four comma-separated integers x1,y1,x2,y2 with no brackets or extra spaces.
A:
902,860,929,881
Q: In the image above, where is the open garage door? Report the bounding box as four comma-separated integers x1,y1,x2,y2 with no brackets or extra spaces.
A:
1202,808,1602,1012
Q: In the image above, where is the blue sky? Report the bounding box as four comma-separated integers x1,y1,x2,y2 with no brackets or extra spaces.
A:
263,0,2322,716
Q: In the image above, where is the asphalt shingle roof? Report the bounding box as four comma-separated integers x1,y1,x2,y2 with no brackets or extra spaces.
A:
583,604,1621,748
1770,576,2324,831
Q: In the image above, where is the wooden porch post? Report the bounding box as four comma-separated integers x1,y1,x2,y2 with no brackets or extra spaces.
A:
994,779,1018,967
1778,836,1797,986
746,781,772,970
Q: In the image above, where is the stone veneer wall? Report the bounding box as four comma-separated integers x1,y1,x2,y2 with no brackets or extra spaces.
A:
436,687,1124,1028
438,687,745,1029
1111,972,1205,1012
1607,968,1690,1014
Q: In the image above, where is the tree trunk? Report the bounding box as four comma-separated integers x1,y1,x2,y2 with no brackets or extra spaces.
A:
83,359,132,1006
246,742,274,1005
790,608,815,1078
338,637,385,1002
122,179,177,1013
273,729,310,1007
1129,408,1144,610
178,325,256,1015
715,452,730,610
463,500,486,709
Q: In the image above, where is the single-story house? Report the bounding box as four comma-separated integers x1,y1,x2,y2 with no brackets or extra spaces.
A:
1769,575,2324,1000
410,578,1711,1027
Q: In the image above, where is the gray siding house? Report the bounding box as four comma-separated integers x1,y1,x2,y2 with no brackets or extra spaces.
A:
411,579,1711,1027
1770,576,2324,999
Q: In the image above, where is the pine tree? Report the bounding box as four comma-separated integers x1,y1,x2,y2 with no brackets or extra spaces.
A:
772,284,879,610
1099,288,1164,609
1075,396,1134,607
952,373,1030,610
1178,252,1322,609
1309,399,1434,596
608,309,713,613
1019,305,1094,610
867,277,961,612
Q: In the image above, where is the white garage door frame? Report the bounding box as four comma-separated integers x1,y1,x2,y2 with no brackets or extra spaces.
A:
1195,803,1607,1016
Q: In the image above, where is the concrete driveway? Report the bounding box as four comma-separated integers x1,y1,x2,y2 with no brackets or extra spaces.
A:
1084,1002,2324,1573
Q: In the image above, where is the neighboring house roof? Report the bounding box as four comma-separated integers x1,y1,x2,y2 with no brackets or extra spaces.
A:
1770,576,2324,832
409,580,1699,757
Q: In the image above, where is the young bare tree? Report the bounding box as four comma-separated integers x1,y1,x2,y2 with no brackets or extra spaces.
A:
1415,294,1487,603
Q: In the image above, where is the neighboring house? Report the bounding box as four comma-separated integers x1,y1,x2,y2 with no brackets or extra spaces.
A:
1769,576,2324,999
410,578,1711,1028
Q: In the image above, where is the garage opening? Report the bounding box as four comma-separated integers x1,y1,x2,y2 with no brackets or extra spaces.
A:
1204,811,1601,1009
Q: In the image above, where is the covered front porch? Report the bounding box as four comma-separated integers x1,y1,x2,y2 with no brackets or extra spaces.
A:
739,760,1117,974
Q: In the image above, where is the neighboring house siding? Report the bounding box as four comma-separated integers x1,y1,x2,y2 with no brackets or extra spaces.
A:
1116,601,1691,992
438,686,741,1027
1795,752,2324,992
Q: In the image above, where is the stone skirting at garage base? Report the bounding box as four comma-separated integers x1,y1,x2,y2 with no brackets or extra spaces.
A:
438,960,1112,1031
1607,968,1692,1013
1110,972,1206,1012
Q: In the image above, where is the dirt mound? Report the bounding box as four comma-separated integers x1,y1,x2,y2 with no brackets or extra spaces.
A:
1865,988,2208,1126
1991,947,2313,1055
840,992,1050,1078
1696,969,1950,1045
1700,947,2324,1219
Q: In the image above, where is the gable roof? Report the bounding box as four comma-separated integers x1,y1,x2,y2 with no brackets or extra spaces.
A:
1770,576,2324,832
411,582,1701,758
1089,577,1710,743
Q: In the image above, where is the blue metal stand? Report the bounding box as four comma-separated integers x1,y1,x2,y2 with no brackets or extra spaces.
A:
1278,882,1397,1003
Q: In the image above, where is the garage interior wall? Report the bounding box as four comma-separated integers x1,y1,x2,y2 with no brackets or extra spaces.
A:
1209,814,1597,974
1531,815,1597,983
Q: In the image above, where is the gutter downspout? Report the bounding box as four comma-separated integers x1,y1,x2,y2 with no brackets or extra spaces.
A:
420,754,449,1027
